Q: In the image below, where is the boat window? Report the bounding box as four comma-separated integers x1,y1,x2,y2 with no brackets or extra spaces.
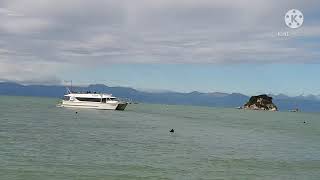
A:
102,98,106,103
75,97,101,102
105,98,117,101
64,96,70,100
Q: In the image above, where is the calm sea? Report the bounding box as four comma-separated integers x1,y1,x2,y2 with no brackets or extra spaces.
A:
0,96,319,180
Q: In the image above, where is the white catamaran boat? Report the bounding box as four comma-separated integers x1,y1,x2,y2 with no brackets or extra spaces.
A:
59,89,128,110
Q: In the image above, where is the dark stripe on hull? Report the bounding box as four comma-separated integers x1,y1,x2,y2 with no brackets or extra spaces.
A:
116,103,128,111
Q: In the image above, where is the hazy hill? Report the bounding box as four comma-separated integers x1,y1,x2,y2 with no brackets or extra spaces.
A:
0,82,319,112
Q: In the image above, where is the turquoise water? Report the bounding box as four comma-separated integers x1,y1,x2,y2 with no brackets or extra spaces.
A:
0,96,319,180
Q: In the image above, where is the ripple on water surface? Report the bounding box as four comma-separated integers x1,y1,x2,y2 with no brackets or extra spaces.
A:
0,96,320,179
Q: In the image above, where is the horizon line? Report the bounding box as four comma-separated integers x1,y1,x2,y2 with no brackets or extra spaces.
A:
1,80,319,98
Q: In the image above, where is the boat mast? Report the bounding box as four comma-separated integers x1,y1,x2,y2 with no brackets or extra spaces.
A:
70,80,72,93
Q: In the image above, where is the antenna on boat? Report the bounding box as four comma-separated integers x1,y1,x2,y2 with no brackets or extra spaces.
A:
64,80,73,94
70,80,73,93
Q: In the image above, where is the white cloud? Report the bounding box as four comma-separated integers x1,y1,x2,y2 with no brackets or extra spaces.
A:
1,17,52,34
0,59,62,85
0,0,319,83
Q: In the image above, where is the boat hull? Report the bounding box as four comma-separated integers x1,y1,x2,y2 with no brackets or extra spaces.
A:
60,100,127,110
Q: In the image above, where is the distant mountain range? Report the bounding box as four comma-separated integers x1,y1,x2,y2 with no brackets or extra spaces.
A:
1,82,320,112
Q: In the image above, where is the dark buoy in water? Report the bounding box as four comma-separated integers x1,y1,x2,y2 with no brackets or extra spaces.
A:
303,121,306,124
170,129,174,133
74,111,79,119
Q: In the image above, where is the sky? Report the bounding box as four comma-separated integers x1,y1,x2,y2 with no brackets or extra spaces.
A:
0,0,319,95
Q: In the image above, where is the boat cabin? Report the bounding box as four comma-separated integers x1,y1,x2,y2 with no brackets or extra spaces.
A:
64,93,118,103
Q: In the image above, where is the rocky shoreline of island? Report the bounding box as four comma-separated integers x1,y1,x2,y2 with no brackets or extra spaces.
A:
240,94,278,111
